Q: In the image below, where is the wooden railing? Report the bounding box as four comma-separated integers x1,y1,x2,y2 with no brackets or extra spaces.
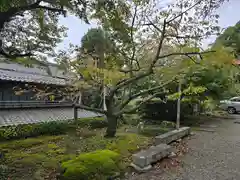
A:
0,101,73,109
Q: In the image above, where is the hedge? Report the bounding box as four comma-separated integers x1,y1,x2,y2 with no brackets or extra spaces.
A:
0,117,106,141
76,117,107,129
61,150,120,180
138,100,193,124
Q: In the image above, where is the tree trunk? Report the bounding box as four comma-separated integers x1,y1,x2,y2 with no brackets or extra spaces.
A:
105,115,118,138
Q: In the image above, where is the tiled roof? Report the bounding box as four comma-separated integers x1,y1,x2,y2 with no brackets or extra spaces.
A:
0,69,67,85
0,107,103,127
0,62,68,85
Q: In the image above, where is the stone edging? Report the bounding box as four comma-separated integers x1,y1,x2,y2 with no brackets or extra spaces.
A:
131,127,190,172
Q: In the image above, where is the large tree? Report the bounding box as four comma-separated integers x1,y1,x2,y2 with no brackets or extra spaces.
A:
17,0,227,137
73,0,227,137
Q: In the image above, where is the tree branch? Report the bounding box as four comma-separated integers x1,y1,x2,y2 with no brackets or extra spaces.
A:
108,71,152,99
129,4,138,77
167,0,204,24
118,76,176,112
158,50,215,60
108,19,168,102
120,91,165,115
144,17,163,33
150,19,167,68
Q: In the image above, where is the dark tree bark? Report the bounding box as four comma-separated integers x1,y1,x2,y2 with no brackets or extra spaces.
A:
105,114,118,138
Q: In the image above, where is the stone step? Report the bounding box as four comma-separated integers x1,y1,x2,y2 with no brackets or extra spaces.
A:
155,127,190,145
132,144,172,169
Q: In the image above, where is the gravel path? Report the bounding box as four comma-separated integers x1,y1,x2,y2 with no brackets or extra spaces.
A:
128,115,240,180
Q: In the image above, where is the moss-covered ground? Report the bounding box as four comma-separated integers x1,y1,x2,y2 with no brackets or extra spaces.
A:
0,125,155,180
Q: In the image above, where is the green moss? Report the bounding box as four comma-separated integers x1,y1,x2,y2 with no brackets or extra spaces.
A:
106,133,150,157
61,150,120,180
47,143,59,149
0,135,64,151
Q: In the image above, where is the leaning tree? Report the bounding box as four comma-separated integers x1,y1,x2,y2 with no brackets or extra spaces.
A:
70,0,228,137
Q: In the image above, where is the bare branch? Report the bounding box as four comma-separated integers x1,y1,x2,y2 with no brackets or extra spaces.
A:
168,33,220,39
129,4,138,80
109,19,168,102
185,54,198,63
117,77,175,113
150,19,167,68
167,0,204,24
121,91,165,114
130,5,137,44
158,50,215,60
109,71,152,100
144,17,163,33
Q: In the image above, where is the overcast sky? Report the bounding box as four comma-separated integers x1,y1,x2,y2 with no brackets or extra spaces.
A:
56,0,240,52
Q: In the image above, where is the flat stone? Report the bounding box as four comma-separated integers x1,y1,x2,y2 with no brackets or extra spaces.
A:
130,163,152,173
190,132,195,136
200,125,218,128
155,127,190,145
195,128,216,133
132,144,172,168
176,139,182,142
168,152,177,158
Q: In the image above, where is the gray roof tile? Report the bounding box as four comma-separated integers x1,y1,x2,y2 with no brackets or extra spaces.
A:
0,107,103,127
0,62,68,85
0,69,67,85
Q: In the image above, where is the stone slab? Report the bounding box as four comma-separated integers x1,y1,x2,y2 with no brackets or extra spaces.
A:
130,163,152,173
132,144,172,168
155,127,190,145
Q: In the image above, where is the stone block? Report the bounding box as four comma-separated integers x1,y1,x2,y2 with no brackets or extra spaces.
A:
130,163,152,173
132,144,172,168
155,127,190,145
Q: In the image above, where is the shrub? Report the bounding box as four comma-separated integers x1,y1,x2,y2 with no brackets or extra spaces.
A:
61,150,120,180
0,165,9,180
139,100,192,124
122,114,141,125
0,122,69,141
76,117,107,129
36,121,69,135
0,117,106,141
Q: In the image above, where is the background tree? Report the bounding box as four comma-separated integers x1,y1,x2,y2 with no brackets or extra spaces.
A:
0,0,125,59
214,21,240,57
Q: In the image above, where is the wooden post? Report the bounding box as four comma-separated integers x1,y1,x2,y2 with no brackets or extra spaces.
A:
74,104,78,121
176,80,181,130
